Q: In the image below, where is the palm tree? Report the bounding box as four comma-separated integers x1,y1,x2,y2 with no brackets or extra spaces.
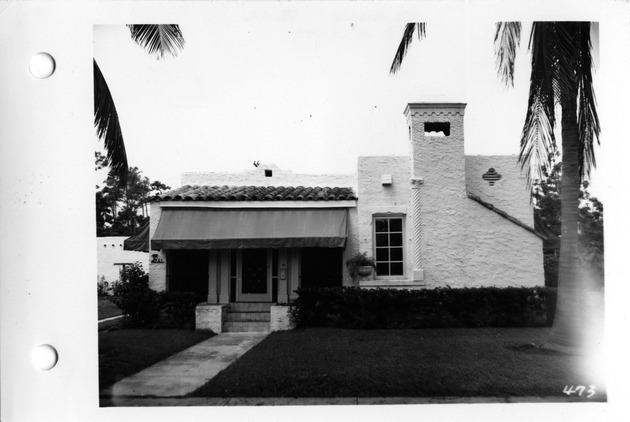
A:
391,22,600,354
94,24,186,185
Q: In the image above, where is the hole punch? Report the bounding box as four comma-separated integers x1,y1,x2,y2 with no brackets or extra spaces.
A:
31,344,58,370
29,52,56,79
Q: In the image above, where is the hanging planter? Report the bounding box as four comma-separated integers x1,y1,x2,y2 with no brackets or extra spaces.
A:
346,252,376,280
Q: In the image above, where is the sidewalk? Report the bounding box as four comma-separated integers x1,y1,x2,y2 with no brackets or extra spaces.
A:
101,395,597,407
101,332,268,400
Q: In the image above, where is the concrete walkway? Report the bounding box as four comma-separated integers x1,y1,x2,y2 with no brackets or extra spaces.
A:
101,395,600,407
104,332,268,399
98,315,123,323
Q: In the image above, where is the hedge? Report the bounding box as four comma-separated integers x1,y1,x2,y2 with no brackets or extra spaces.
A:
288,286,556,329
111,262,203,329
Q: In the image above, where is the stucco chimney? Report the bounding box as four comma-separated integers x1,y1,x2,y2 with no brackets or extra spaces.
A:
404,103,467,284
405,103,467,189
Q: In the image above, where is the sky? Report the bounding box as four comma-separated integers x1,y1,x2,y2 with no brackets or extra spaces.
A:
93,7,601,195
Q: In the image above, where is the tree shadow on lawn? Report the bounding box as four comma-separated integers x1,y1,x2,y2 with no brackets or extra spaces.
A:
190,327,606,401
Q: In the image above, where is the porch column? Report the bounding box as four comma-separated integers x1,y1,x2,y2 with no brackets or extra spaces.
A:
277,248,289,303
207,250,218,303
218,249,230,303
411,178,425,283
288,248,300,300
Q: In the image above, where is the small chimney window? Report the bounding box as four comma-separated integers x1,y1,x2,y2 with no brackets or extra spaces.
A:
264,169,273,177
424,122,450,137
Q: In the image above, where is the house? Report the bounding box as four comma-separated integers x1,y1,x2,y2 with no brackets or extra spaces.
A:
148,103,545,332
96,236,149,288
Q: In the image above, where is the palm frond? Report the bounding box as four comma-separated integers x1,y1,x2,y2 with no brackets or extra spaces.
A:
519,91,557,185
494,22,521,87
94,59,128,185
537,22,600,182
575,22,600,180
390,23,426,74
519,23,558,188
127,24,186,59
550,22,581,103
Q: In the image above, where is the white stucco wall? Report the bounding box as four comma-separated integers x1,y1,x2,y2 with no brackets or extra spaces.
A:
402,103,544,288
465,155,533,225
459,200,543,288
356,155,412,279
182,163,357,191
96,236,149,285
342,207,360,286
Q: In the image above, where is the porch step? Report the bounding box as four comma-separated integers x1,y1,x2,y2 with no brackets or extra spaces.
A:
223,303,274,332
226,312,270,322
229,303,274,312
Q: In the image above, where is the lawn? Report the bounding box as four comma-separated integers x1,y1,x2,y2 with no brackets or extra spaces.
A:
191,327,606,400
98,297,122,320
99,329,214,390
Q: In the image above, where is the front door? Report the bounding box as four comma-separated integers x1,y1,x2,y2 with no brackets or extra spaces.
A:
238,249,272,302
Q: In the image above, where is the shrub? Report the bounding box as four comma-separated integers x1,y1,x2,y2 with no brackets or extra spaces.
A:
97,277,110,297
289,286,557,329
160,291,203,328
543,251,559,288
112,262,162,328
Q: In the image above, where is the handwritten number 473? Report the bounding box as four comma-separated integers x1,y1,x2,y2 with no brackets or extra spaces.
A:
563,385,596,398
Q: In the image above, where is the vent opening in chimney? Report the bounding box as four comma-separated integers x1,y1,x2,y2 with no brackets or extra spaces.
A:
265,169,273,177
424,122,450,137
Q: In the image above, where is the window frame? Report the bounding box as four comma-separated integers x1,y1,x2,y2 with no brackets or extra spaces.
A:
372,214,406,279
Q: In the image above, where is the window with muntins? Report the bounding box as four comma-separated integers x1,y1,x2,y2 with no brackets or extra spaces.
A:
374,216,404,277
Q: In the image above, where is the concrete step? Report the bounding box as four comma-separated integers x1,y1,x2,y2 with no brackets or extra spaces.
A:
226,311,271,322
223,303,273,332
229,302,274,312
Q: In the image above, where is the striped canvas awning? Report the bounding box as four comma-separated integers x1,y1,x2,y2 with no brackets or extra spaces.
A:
151,208,348,249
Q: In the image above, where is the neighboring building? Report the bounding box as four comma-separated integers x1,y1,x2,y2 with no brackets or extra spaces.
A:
96,236,150,287
148,103,544,315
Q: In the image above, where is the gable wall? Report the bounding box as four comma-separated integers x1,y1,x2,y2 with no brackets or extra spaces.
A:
465,155,533,225
388,103,544,288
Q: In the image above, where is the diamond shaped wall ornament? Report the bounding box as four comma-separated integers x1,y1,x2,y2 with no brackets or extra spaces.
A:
482,168,502,186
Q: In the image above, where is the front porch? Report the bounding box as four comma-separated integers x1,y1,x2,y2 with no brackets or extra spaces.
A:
162,246,344,333
165,246,344,303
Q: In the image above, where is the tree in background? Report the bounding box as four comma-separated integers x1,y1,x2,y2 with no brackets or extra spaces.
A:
96,152,170,236
534,159,604,289
391,22,600,353
94,25,185,185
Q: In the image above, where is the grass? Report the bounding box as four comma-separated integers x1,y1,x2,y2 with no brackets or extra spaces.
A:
98,297,122,320
191,327,605,400
99,328,214,390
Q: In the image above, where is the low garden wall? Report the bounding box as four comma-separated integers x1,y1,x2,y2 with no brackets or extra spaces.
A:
270,305,295,331
289,286,556,329
196,304,227,333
